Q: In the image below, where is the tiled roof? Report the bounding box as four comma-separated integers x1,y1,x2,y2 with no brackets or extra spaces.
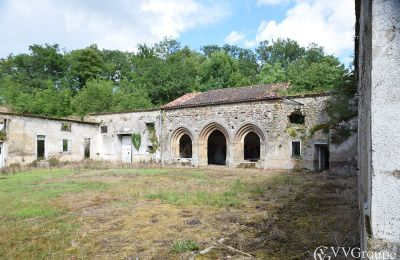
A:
162,83,290,109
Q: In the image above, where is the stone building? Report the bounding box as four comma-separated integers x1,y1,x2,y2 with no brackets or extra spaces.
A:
0,84,336,171
356,0,400,256
161,84,331,170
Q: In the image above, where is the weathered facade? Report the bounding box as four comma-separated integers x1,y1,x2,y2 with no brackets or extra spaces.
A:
356,0,400,256
0,84,340,173
0,113,98,167
161,88,331,170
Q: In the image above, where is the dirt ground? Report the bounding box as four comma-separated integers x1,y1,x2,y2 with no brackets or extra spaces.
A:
0,167,359,259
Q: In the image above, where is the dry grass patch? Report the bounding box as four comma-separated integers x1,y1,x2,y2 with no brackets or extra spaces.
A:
0,167,358,259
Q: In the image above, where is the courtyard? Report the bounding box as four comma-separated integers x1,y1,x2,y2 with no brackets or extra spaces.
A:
0,166,359,259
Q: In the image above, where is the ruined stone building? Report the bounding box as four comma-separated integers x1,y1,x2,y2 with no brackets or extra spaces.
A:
356,0,400,256
0,84,343,172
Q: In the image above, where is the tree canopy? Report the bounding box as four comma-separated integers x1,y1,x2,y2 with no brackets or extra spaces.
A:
0,38,351,117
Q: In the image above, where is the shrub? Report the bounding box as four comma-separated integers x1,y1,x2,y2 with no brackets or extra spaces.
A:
172,239,199,253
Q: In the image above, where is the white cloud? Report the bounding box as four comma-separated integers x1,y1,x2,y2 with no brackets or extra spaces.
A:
251,0,354,56
256,0,291,6
225,31,246,45
0,0,228,57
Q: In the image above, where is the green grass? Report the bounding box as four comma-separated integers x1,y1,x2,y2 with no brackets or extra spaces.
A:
0,167,333,259
172,239,199,253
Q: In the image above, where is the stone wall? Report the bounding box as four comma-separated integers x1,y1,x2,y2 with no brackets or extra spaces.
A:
161,96,331,170
89,109,161,164
0,114,98,166
357,0,400,255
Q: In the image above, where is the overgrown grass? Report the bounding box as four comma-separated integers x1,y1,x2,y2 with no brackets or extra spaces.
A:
0,167,357,259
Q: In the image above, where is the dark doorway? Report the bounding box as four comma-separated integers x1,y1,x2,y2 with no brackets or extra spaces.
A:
244,132,260,161
37,135,45,160
84,138,91,159
179,134,192,158
314,144,329,171
208,130,226,165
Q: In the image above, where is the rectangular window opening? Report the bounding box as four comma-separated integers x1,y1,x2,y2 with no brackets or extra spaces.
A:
61,122,71,131
292,141,301,157
146,122,155,130
101,126,108,133
62,139,69,152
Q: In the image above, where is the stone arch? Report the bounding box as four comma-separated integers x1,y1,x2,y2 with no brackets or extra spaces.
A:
198,122,230,166
234,123,266,165
170,127,194,159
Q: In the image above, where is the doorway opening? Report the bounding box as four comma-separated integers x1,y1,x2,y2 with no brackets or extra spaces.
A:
314,144,329,171
208,130,226,165
121,135,132,163
244,132,260,161
0,143,3,168
84,138,91,159
179,134,192,158
37,135,46,160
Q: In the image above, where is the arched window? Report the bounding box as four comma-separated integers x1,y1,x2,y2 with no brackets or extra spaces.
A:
179,134,192,158
244,132,260,161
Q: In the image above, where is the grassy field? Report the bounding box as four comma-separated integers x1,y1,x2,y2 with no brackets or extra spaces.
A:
0,166,359,259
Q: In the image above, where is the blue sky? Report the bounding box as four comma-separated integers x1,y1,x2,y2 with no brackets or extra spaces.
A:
0,0,355,64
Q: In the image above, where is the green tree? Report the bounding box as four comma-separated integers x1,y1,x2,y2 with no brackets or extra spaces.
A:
72,79,114,115
66,45,105,92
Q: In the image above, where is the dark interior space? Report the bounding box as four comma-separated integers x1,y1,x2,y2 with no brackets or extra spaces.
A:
244,132,260,161
179,134,192,158
292,141,301,157
37,136,45,160
84,138,91,159
208,130,226,165
315,144,329,171
288,110,305,124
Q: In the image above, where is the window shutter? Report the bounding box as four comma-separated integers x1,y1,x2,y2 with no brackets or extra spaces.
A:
68,140,72,152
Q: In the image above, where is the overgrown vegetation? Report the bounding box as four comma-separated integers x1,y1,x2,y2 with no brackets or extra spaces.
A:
172,240,199,253
147,124,159,153
0,167,358,259
0,38,350,116
0,131,6,141
131,133,141,151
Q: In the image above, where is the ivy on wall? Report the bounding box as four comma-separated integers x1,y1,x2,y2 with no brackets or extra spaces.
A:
0,132,6,141
131,133,141,151
147,124,159,154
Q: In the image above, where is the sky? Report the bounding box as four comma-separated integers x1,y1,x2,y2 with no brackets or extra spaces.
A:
0,0,355,64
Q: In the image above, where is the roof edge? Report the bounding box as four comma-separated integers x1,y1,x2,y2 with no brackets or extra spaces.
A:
89,108,160,116
161,92,331,110
0,112,99,125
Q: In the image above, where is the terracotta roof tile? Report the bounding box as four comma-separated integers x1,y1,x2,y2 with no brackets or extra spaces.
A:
162,83,290,109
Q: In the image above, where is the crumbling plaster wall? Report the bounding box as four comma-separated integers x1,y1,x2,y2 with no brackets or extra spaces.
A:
358,0,400,255
1,115,98,166
89,110,161,163
161,96,330,169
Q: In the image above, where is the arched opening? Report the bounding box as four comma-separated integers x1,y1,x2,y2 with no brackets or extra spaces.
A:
179,134,192,158
244,132,260,161
208,130,227,165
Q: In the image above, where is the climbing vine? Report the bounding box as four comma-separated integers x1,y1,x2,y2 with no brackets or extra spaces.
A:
147,124,159,153
0,132,6,141
131,133,141,151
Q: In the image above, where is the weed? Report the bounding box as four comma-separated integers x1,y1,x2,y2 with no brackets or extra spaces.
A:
172,239,199,253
